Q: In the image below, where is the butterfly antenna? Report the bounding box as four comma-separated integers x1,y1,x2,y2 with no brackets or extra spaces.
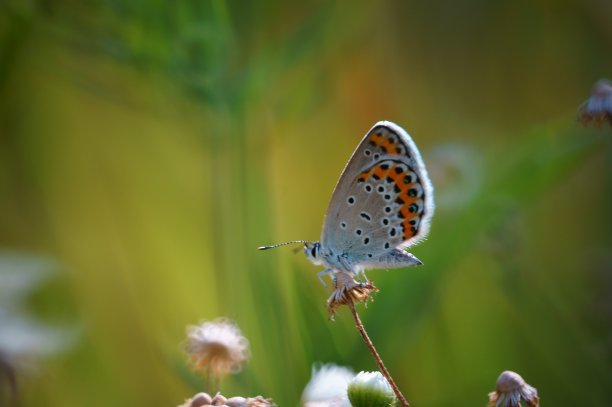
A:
257,240,307,250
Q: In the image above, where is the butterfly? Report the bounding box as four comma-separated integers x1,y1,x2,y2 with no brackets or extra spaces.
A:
259,121,434,286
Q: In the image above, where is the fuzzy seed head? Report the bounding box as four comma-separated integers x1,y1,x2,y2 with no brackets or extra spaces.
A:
184,318,250,378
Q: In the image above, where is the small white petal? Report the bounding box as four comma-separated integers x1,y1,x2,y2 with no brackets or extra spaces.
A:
301,363,354,404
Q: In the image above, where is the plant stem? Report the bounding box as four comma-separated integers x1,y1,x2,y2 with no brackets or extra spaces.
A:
347,299,410,407
205,369,221,395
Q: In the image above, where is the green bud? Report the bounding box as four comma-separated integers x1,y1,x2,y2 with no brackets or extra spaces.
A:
347,371,396,407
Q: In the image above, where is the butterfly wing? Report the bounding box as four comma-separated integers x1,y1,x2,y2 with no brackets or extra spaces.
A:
320,121,434,264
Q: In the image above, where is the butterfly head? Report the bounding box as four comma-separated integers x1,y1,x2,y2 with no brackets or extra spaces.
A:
304,241,323,265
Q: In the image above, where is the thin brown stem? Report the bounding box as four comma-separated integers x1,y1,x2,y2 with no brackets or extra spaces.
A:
347,299,410,407
205,369,221,395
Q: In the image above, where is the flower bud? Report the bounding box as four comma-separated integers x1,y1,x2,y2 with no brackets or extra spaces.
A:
347,371,396,407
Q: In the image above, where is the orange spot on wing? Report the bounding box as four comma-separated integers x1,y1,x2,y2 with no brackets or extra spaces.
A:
399,204,419,221
369,133,383,147
369,133,402,155
402,219,417,239
361,162,396,181
380,138,396,153
385,165,399,181
398,184,419,220
372,166,386,179
398,183,416,199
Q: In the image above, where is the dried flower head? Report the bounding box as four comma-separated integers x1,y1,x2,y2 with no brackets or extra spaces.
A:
184,318,250,379
178,392,274,407
487,371,539,407
578,78,612,126
327,271,378,318
243,396,275,407
301,363,354,407
347,371,396,407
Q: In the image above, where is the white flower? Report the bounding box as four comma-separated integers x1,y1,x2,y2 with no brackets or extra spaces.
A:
184,318,250,378
301,363,354,407
347,371,396,407
0,252,79,372
487,371,539,407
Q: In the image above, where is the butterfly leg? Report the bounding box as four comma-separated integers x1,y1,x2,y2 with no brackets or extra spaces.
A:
358,268,369,283
348,264,369,284
352,270,366,283
317,268,334,288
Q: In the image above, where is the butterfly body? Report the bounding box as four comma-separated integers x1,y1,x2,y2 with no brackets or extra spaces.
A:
304,241,423,285
260,121,434,285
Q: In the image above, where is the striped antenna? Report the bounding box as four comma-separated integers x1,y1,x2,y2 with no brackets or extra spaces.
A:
257,240,307,250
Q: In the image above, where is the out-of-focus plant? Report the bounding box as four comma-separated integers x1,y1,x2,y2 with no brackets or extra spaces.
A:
0,252,78,406
301,363,354,407
179,317,275,405
487,371,539,407
183,318,250,391
178,391,273,407
578,79,612,127
347,371,396,407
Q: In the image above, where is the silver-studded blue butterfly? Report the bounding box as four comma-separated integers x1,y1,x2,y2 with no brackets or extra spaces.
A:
259,121,434,285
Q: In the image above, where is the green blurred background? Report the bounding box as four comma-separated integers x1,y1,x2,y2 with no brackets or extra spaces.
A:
0,1,611,406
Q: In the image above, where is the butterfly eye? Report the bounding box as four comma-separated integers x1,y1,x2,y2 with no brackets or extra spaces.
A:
311,246,317,258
